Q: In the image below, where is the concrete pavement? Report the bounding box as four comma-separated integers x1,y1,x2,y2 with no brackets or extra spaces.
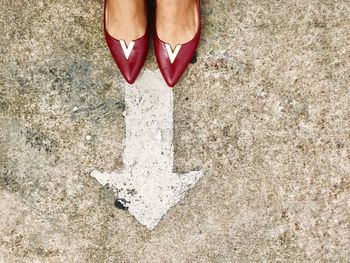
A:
0,0,349,262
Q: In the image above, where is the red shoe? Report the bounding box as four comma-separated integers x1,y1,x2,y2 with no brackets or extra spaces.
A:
154,0,201,88
104,0,149,84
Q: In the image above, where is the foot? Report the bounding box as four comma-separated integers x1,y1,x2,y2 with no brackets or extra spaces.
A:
156,0,199,49
105,0,147,44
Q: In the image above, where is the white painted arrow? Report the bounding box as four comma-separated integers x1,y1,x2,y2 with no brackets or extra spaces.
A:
91,70,203,230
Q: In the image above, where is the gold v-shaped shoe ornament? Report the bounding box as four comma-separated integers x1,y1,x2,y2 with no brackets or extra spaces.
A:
165,44,182,64
120,40,135,60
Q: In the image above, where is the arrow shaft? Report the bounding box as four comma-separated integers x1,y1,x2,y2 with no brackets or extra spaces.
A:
123,71,174,174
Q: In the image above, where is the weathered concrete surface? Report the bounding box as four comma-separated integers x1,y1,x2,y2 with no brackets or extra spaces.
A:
0,0,349,262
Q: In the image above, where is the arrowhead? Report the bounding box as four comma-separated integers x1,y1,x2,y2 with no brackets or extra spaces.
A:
90,170,203,230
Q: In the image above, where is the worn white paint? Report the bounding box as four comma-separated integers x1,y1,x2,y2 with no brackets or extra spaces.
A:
120,40,135,60
165,44,182,64
91,70,203,230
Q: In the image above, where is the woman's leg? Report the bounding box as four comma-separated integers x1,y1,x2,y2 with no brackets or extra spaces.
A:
105,0,147,44
156,0,198,49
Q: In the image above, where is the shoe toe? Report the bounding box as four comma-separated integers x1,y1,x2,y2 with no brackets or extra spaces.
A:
122,70,137,85
120,59,142,84
159,67,180,88
105,32,149,84
154,36,199,88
